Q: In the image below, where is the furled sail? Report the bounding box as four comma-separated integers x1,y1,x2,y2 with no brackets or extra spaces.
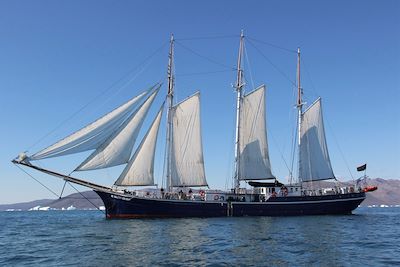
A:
114,103,164,186
75,87,160,171
239,85,274,180
299,98,335,181
29,86,157,161
170,92,207,187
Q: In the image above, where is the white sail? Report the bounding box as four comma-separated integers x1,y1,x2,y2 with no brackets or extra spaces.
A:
299,98,335,181
170,92,207,187
29,87,155,161
114,104,164,186
239,85,274,180
75,87,160,171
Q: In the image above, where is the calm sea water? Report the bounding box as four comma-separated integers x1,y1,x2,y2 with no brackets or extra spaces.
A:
0,208,399,267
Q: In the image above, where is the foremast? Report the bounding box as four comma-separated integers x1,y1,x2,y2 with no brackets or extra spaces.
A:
166,34,175,192
296,47,303,184
234,30,244,193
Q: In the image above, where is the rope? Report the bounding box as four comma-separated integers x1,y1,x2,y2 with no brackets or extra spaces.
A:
243,41,255,91
15,163,105,213
247,36,297,54
289,111,298,184
300,58,320,100
176,69,234,77
268,129,293,179
326,120,355,180
66,182,105,214
291,85,299,182
175,41,235,71
225,103,237,191
246,39,297,88
59,180,67,199
14,164,60,198
299,58,354,181
27,41,168,151
176,34,238,41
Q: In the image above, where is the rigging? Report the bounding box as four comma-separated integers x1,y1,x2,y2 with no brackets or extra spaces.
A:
246,39,297,87
175,40,235,71
27,41,168,152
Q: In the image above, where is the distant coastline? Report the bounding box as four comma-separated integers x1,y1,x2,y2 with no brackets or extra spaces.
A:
1,178,399,211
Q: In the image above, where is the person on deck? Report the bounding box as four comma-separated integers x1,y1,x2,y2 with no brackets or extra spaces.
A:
160,188,165,199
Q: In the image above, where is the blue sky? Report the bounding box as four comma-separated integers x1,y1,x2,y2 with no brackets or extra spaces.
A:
0,0,399,204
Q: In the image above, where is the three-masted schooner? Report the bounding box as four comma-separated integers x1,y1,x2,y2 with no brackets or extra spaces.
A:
13,32,368,218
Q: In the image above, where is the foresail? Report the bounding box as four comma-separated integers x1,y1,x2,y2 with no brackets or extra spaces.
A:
114,103,164,186
75,86,160,171
170,92,207,187
29,85,157,161
239,85,274,180
299,98,334,181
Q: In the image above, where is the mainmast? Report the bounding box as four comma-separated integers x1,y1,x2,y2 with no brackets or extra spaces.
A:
296,47,303,183
166,34,174,192
234,30,244,193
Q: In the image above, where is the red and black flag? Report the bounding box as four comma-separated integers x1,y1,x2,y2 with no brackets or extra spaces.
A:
357,164,367,172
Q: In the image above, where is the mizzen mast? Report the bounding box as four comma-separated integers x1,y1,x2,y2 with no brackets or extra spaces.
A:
296,47,303,183
234,30,244,193
166,34,174,192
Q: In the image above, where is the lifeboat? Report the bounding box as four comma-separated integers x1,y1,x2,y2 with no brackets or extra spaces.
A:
363,186,378,192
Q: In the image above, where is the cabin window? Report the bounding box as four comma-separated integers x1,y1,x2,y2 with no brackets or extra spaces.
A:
295,188,298,191
261,188,264,193
290,188,293,192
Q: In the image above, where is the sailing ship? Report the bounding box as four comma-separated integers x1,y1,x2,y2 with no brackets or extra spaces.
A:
13,32,369,218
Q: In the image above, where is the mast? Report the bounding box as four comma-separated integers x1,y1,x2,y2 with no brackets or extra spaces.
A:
234,30,244,193
296,47,303,183
166,34,174,192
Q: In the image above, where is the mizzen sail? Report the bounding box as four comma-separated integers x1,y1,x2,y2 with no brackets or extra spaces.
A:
170,92,207,187
75,86,160,171
299,98,334,181
239,85,274,180
114,103,164,186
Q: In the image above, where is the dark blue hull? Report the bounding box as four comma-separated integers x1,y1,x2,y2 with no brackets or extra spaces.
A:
232,193,365,216
95,190,365,219
95,191,227,218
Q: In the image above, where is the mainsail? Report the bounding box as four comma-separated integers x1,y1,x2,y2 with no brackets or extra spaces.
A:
299,98,334,181
75,87,160,171
29,86,157,161
170,92,207,187
114,103,164,186
239,85,274,180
